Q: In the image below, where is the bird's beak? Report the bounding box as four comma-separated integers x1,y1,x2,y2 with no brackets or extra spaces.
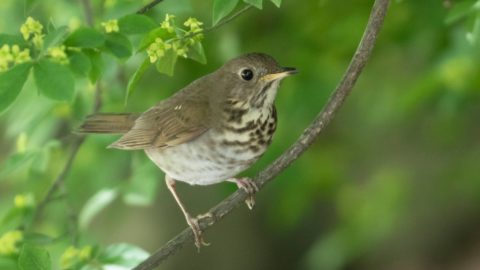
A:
261,67,298,82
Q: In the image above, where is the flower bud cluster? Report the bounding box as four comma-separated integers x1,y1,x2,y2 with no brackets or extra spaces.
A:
20,17,44,49
0,45,31,71
101,19,120,33
147,14,204,64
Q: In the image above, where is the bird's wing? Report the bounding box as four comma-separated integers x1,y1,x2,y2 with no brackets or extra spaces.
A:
108,97,211,150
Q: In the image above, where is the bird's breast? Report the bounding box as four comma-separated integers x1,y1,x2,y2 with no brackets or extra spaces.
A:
219,105,277,156
144,105,277,186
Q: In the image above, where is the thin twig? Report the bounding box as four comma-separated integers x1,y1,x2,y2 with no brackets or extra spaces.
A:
33,136,85,224
81,0,94,26
132,0,391,269
137,0,165,14
171,5,253,43
205,5,253,34
32,0,101,226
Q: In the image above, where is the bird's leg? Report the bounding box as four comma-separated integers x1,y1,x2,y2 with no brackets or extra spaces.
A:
227,177,259,210
165,175,210,250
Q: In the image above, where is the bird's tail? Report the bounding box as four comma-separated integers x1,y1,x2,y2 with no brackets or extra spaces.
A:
77,113,140,134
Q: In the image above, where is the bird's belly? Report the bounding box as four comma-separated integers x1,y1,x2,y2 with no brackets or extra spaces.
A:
144,130,264,185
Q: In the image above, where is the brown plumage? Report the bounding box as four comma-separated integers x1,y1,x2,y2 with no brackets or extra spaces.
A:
77,53,297,248
78,113,139,134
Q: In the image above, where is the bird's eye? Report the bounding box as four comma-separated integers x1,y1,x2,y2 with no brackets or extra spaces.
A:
240,69,254,81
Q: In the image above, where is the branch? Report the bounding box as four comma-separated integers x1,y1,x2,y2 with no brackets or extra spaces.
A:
204,5,253,34
171,5,253,43
32,0,100,225
80,0,94,26
32,0,161,227
137,0,165,14
33,87,103,225
133,0,391,269
32,136,84,224
36,0,170,233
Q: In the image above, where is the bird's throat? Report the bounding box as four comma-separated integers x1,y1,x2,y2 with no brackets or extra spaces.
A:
251,80,280,108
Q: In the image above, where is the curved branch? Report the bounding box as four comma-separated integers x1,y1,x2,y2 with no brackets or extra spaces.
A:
137,0,165,14
133,0,391,269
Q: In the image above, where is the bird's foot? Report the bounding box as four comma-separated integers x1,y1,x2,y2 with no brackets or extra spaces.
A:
230,177,259,210
186,213,211,251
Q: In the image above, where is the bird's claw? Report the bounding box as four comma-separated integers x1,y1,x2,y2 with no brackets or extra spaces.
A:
233,177,259,210
186,213,212,251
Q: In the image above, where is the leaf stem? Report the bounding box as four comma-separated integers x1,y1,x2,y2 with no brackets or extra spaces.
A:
137,0,165,14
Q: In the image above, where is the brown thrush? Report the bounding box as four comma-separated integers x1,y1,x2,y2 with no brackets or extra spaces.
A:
78,53,297,248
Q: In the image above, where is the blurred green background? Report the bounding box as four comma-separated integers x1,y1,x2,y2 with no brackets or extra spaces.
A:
1,0,480,269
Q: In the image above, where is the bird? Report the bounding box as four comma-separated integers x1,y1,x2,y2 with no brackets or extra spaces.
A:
78,53,297,248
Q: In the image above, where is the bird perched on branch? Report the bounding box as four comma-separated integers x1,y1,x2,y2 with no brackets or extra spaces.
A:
78,53,297,248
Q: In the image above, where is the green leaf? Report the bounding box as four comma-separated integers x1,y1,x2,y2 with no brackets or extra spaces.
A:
43,26,69,50
122,159,160,206
187,42,207,64
270,0,281,7
30,148,51,174
85,50,103,83
33,59,75,101
0,152,35,178
125,58,150,104
104,33,132,59
65,27,105,48
212,0,239,26
1,207,23,228
29,141,59,175
118,14,157,35
155,49,177,76
69,51,91,77
23,233,54,245
0,34,27,47
79,189,118,230
18,244,51,270
138,27,175,52
0,257,16,270
467,14,480,45
445,0,476,24
98,243,149,268
0,63,32,114
244,0,262,9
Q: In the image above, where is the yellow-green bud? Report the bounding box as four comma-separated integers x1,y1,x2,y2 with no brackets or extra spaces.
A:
184,17,203,31
0,44,31,70
14,193,35,209
32,34,44,49
0,45,14,72
20,17,43,41
60,245,92,270
48,46,69,65
0,230,23,256
101,19,119,33
68,18,82,31
147,38,172,63
172,41,188,58
78,246,92,260
9,45,32,65
60,246,78,269
160,14,175,33
15,48,32,64
16,132,28,153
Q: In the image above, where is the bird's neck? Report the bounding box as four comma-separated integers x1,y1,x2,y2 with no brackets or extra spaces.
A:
250,80,280,109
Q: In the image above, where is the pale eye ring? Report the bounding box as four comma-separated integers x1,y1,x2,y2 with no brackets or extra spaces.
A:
240,68,254,81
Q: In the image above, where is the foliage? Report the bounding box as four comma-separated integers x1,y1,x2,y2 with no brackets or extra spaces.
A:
0,0,283,269
0,0,479,270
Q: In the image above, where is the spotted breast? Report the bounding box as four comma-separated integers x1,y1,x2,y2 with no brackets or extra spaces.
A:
144,103,277,185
